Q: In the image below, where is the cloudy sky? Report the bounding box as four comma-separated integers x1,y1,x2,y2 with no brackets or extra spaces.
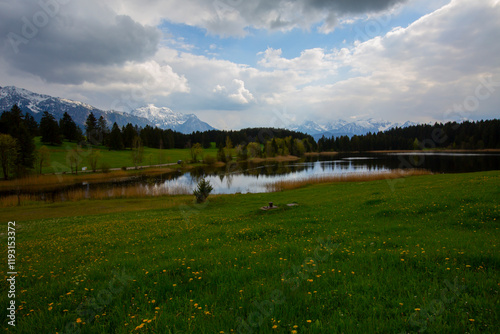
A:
1,0,499,129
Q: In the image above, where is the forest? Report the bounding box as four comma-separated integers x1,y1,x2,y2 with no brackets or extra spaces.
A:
1,104,499,179
318,119,500,151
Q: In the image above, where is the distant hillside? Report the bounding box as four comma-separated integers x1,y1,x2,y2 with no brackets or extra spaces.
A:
0,86,215,134
288,119,417,140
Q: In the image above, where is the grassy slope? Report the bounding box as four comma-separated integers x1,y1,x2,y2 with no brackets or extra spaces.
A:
1,171,499,333
35,137,218,174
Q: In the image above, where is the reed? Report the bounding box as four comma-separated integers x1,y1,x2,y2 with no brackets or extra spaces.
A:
0,168,174,193
265,169,431,192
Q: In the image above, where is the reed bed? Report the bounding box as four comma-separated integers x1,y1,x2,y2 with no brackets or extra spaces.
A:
265,169,431,192
0,168,174,193
0,183,191,207
63,184,191,201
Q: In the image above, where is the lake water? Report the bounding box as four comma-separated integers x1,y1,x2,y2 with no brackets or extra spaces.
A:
4,152,500,200
151,152,500,195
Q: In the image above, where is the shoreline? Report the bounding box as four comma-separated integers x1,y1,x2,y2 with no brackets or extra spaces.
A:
367,149,500,153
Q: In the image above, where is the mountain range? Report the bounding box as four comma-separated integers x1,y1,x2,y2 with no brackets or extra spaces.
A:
0,85,416,138
288,119,417,141
0,86,215,134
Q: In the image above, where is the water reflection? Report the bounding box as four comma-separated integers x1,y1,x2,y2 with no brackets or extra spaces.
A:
2,152,499,200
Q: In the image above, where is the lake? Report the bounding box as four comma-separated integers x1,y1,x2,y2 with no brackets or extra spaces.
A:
139,151,500,195
3,152,500,202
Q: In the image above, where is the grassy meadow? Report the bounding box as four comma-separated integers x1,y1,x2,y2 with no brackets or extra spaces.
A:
34,137,218,174
1,171,499,333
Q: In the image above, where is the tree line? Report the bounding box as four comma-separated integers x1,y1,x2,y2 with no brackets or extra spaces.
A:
318,120,500,152
1,103,498,179
0,105,319,179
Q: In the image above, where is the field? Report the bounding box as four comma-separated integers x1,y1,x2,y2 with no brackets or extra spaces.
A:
1,171,499,333
34,137,218,174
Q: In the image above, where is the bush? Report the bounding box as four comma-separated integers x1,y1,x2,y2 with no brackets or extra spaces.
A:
203,154,216,166
121,166,127,171
193,178,214,203
101,162,111,173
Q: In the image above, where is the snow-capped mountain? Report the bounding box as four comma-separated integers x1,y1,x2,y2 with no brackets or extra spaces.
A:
289,118,417,141
0,86,215,134
131,104,214,133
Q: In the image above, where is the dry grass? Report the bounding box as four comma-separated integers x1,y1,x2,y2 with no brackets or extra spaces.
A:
304,151,339,156
0,183,191,207
250,155,301,163
265,169,431,192
0,168,174,193
63,184,191,202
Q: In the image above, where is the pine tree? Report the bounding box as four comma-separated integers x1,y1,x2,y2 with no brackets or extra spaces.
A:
97,116,108,145
85,112,98,144
108,123,124,150
0,105,35,174
40,111,62,145
60,112,79,142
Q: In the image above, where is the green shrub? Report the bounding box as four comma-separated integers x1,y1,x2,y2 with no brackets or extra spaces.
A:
203,154,216,166
100,162,111,173
193,178,214,203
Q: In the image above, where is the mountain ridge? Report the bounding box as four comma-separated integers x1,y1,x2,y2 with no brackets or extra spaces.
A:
0,86,215,134
288,118,417,140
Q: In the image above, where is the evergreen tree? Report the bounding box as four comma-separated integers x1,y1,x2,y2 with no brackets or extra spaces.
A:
85,112,98,144
97,116,109,145
40,111,62,145
122,123,137,149
0,134,17,180
59,112,79,142
0,105,35,174
24,112,39,136
108,123,124,150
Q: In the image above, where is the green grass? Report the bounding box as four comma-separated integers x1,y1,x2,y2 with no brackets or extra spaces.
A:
1,171,499,333
35,137,218,173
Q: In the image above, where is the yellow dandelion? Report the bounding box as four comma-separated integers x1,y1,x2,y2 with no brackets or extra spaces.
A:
76,318,82,323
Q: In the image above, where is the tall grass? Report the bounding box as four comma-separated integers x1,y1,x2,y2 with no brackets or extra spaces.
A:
265,169,431,191
0,178,189,207
0,168,174,193
63,184,191,201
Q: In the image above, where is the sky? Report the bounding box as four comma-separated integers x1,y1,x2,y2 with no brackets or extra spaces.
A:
0,0,499,130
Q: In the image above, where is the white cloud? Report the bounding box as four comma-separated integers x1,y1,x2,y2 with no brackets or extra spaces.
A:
105,0,407,37
1,0,499,129
228,79,255,104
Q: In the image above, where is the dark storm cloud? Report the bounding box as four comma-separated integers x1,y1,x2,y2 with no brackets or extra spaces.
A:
0,0,160,84
307,0,407,14
204,0,407,35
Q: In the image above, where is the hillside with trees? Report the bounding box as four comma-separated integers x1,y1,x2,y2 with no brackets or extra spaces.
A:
318,120,500,152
